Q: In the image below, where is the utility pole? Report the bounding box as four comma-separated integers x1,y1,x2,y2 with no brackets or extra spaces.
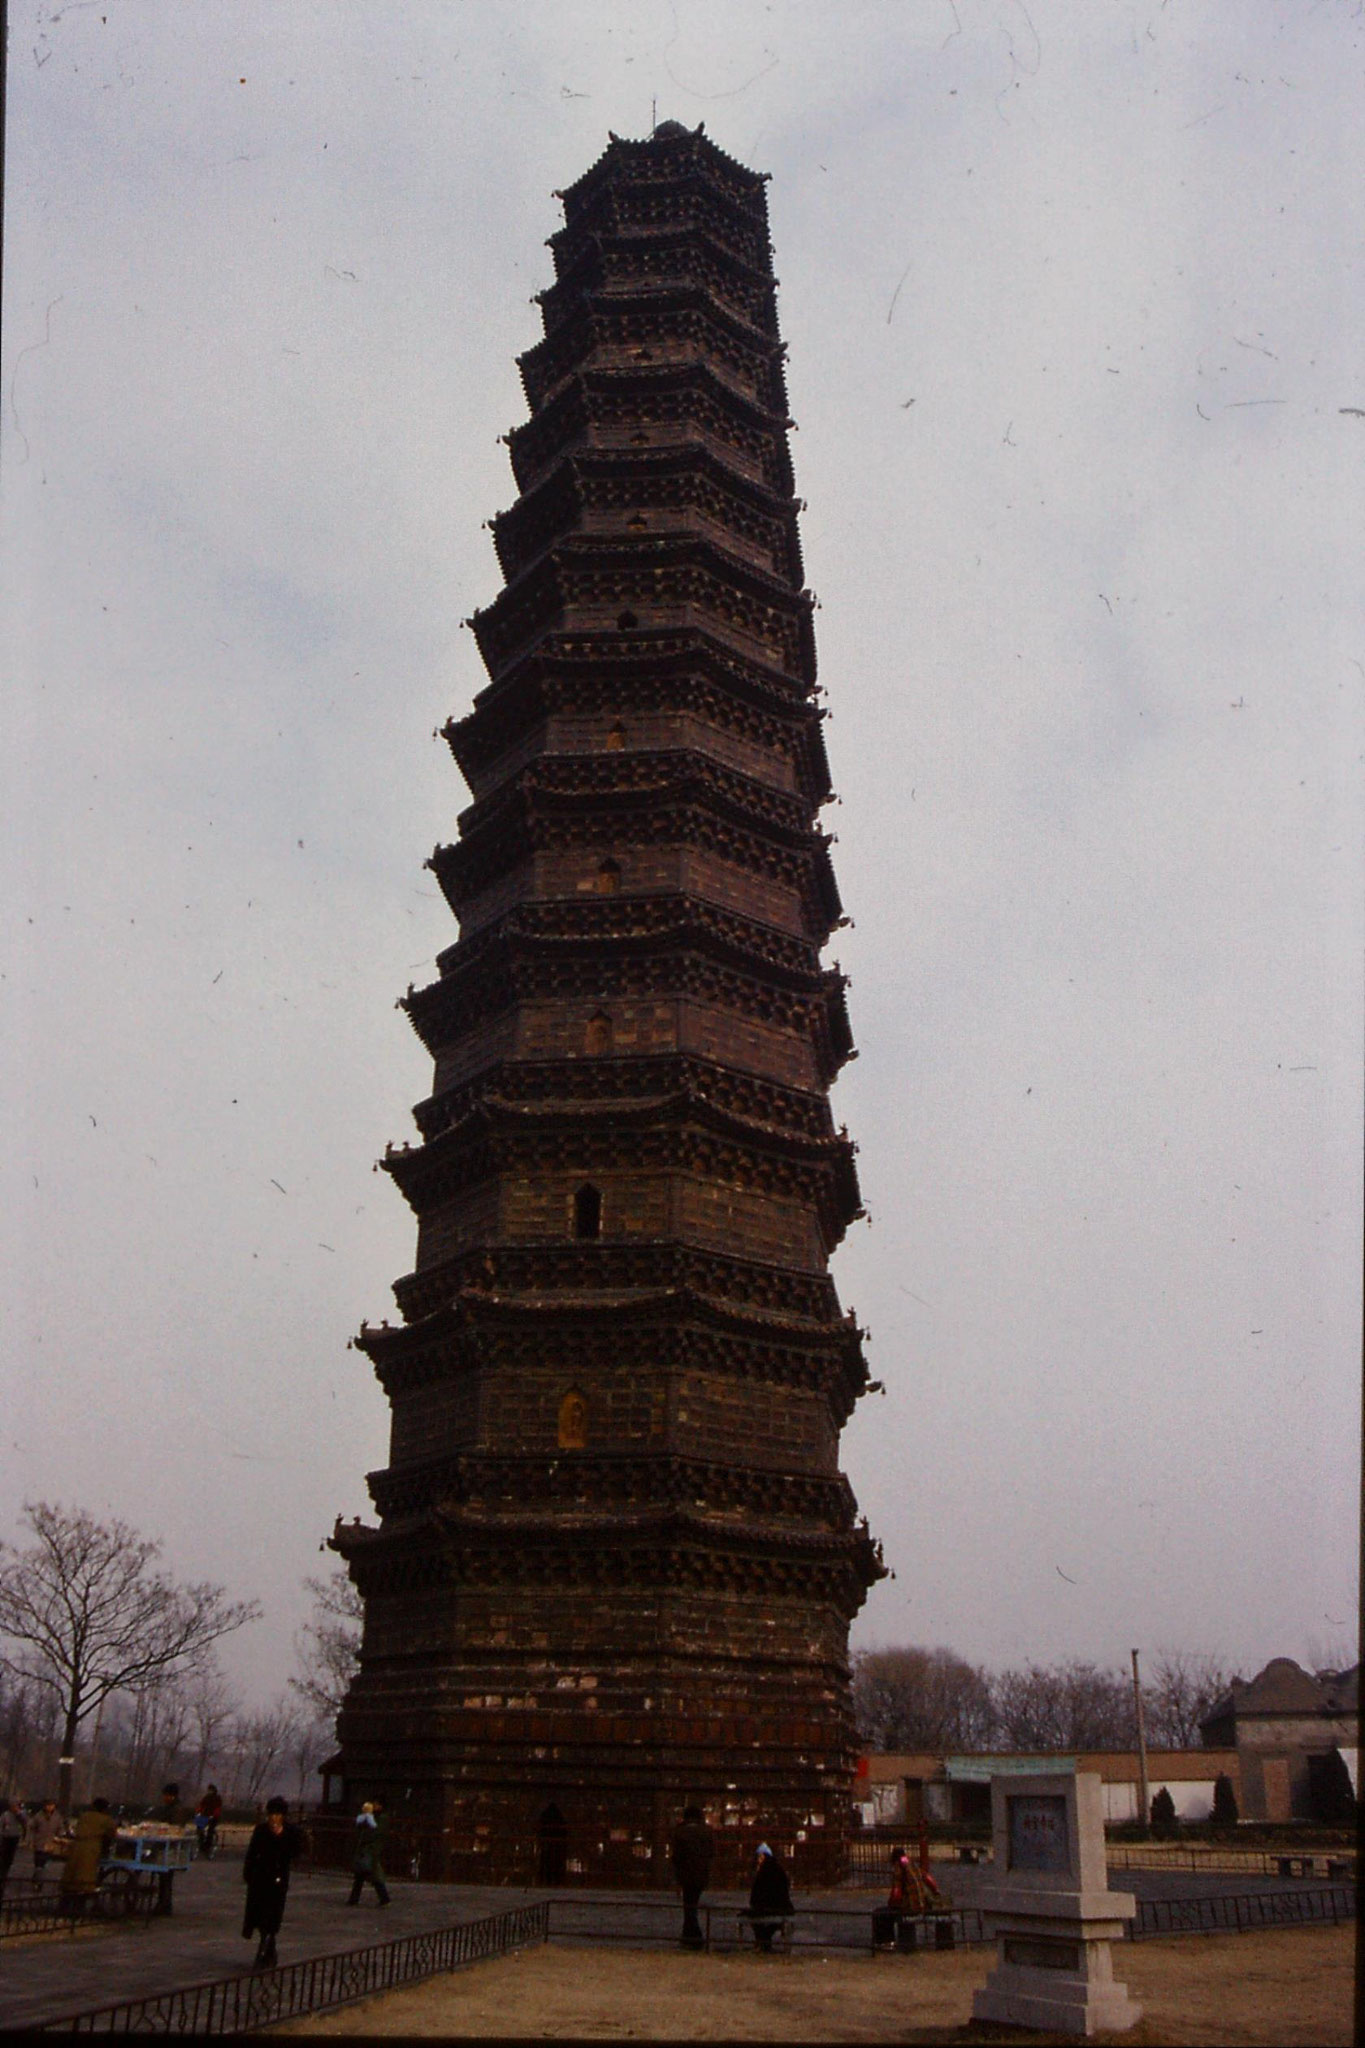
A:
1131,1649,1151,1836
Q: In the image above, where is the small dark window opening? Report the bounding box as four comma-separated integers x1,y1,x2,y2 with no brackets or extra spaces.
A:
627,513,648,530
617,609,639,630
596,859,621,895
586,1010,613,1054
606,722,626,751
537,1803,569,1886
573,1184,603,1240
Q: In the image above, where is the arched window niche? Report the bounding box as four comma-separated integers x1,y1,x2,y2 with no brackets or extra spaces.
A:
596,859,621,896
573,1184,603,1240
557,1389,588,1451
586,1010,613,1055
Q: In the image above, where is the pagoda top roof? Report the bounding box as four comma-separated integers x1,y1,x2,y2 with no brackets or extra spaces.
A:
557,125,769,218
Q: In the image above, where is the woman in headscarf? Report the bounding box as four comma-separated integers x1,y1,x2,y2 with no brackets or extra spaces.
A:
242,1797,305,1970
746,1841,794,1952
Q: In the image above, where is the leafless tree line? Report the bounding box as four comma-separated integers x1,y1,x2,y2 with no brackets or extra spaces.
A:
0,1503,362,1814
852,1645,1235,1754
0,1655,337,1813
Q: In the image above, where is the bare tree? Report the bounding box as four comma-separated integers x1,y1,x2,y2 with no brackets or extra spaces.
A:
852,1646,996,1751
185,1663,242,1794
0,1670,58,1800
116,1671,195,1810
0,1502,261,1811
291,1571,363,1723
992,1661,1133,1751
227,1697,302,1810
1144,1650,1232,1749
285,1706,335,1809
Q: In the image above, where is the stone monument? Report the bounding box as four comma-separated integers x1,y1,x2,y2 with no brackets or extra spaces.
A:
971,1769,1141,2038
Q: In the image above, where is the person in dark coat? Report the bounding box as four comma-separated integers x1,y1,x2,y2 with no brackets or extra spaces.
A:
0,1801,25,1901
746,1841,794,1952
347,1797,391,1907
242,1797,304,1970
59,1798,118,1906
146,1782,186,1826
670,1804,714,1949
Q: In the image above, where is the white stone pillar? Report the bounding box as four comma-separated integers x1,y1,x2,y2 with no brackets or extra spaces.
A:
970,1770,1141,2038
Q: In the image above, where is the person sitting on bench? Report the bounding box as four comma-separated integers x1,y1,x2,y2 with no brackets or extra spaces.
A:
746,1841,794,1952
874,1845,948,1946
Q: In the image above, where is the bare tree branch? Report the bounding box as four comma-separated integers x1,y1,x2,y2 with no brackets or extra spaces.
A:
290,1570,362,1722
0,1502,260,1809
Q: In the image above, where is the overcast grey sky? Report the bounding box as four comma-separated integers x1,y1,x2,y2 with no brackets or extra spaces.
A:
3,1,1361,1710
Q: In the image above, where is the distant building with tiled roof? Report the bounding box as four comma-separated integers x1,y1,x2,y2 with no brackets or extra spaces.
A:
1199,1658,1358,1820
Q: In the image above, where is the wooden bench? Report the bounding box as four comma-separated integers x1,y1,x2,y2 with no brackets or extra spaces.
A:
736,1910,795,1952
872,1911,957,1954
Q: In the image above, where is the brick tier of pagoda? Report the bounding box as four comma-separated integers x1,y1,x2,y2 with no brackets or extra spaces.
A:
332,122,883,1889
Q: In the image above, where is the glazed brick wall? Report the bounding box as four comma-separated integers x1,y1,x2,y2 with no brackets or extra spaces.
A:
457,846,805,941
578,503,778,580
460,720,551,802
358,1582,467,1664
659,1590,852,1686
429,996,811,1090
503,1170,672,1244
676,1171,818,1267
390,1372,479,1466
546,712,798,791
680,845,805,931
542,844,685,901
673,1371,835,1472
415,1181,499,1271
492,1170,817,1266
678,999,817,1089
432,1014,517,1093
449,1586,667,1672
479,1366,667,1453
515,997,679,1060
456,858,535,936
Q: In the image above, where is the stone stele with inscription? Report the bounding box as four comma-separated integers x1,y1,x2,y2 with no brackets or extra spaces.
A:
970,1769,1141,2037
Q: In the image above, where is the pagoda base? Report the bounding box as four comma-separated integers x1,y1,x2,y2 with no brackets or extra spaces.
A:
336,1703,853,1887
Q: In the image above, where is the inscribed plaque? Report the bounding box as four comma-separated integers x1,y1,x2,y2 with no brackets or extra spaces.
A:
1004,1936,1082,1971
1007,1793,1071,1873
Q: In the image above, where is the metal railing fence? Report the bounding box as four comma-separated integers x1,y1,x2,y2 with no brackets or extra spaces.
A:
1,1874,162,1941
1130,1884,1355,1938
547,1894,984,1951
36,1901,550,2035
1108,1845,1356,1879
547,1886,1355,1951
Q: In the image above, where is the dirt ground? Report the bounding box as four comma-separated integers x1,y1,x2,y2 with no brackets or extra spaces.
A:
275,1924,1353,2043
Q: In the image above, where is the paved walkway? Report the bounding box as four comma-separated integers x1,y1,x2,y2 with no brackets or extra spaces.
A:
0,1855,1343,2030
0,1858,537,2031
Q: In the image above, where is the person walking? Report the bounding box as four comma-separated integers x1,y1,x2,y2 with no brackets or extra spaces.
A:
0,1800,25,1901
670,1804,713,1950
195,1784,223,1859
347,1797,391,1907
29,1799,65,1878
746,1841,794,1952
59,1798,118,1911
241,1796,304,1970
